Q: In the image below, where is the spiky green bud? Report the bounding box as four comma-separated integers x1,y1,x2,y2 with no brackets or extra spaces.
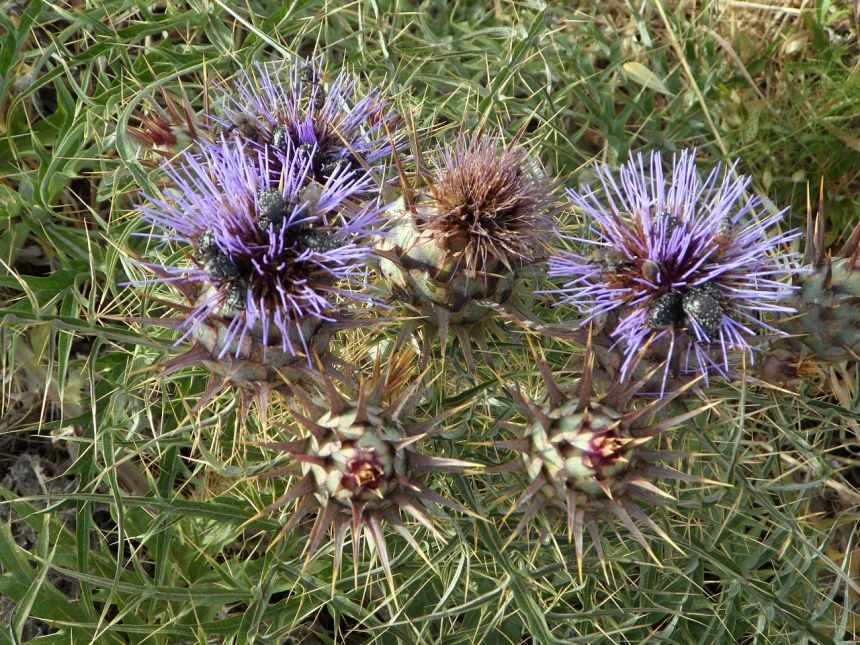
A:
788,256,860,362
527,400,634,504
257,366,476,589
499,352,709,580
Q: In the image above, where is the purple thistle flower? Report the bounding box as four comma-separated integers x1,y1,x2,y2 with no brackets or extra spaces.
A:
212,60,401,185
544,149,804,390
137,137,385,360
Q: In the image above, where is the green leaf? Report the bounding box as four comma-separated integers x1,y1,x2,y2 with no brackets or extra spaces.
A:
456,477,557,644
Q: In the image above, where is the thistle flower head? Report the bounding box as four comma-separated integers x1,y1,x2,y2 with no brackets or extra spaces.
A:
213,60,401,184
545,149,804,389
128,87,200,155
137,137,384,360
257,367,474,589
421,133,559,274
780,192,860,364
500,350,709,580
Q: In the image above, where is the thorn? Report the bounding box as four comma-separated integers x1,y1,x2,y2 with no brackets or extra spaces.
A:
607,500,660,567
624,500,684,555
399,500,442,538
354,382,369,424
332,518,348,592
804,180,815,263
385,510,436,571
507,496,543,546
566,487,577,541
410,452,481,474
639,464,707,484
390,470,420,491
455,326,477,376
569,501,584,585
596,479,614,500
494,438,530,453
318,366,351,416
286,381,324,419
577,330,596,411
487,460,522,475
289,453,328,468
384,377,426,422
286,409,327,443
504,475,546,522
244,474,315,527
621,373,705,425
266,495,316,548
437,308,451,358
537,357,566,409
351,501,365,585
391,433,426,451
189,373,228,416
306,502,338,559
649,400,720,432
627,477,675,500
585,515,608,582
367,515,397,600
412,480,477,517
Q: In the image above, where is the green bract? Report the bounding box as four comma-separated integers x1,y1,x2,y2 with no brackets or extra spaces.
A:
789,256,860,362
378,195,516,327
526,400,631,503
187,285,331,385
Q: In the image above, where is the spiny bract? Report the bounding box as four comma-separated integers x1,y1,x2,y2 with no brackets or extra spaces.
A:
255,366,476,589
498,349,712,580
785,205,860,363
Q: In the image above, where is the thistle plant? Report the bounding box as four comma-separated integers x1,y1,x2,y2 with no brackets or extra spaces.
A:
496,347,712,580
212,60,401,185
9,4,858,642
545,150,804,390
254,364,475,589
128,87,200,157
377,132,560,366
783,200,860,363
135,137,385,389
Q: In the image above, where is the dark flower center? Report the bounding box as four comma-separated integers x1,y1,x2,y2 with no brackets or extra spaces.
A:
342,450,385,492
554,427,627,482
192,186,344,316
591,212,728,338
268,125,358,184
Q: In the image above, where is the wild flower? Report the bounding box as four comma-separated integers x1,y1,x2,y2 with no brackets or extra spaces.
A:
545,149,803,389
136,137,385,363
212,60,401,185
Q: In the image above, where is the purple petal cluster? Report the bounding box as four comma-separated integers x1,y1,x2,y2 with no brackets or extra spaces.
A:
212,60,401,185
137,137,384,358
545,149,804,388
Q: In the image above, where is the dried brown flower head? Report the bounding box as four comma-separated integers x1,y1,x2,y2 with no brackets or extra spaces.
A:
422,134,559,274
